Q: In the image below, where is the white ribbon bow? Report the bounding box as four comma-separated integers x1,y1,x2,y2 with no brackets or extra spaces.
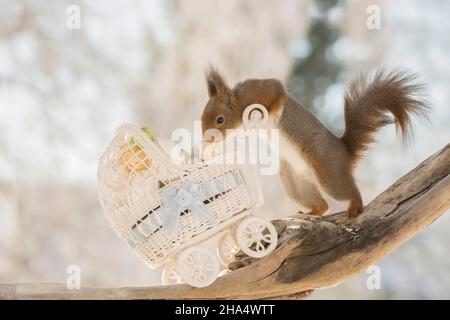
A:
160,181,215,235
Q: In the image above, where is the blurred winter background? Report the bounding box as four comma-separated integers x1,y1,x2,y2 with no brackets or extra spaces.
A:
0,0,449,299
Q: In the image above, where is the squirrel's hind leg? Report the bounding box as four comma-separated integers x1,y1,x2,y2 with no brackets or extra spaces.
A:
280,160,329,216
311,163,363,218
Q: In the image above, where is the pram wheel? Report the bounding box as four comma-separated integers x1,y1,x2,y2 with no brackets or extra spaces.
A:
161,259,182,286
217,230,240,266
177,246,220,288
236,217,278,258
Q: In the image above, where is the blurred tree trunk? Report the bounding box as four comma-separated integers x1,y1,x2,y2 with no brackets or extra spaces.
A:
288,0,342,117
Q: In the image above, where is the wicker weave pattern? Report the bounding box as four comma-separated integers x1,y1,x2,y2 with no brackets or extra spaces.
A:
98,124,253,268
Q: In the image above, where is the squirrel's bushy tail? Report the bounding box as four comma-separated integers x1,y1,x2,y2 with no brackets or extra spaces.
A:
341,68,430,162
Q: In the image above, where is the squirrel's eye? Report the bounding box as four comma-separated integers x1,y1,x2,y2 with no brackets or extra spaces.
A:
216,116,225,125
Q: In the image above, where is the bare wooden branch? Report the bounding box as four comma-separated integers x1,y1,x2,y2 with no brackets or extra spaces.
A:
1,143,449,300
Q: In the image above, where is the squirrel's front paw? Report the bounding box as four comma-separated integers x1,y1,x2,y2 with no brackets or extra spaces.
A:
346,199,363,218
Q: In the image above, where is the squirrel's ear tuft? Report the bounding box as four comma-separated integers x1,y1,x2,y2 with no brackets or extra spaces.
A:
206,66,230,99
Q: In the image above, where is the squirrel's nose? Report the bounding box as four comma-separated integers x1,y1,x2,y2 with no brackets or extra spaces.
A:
202,128,223,143
201,129,223,161
203,136,216,143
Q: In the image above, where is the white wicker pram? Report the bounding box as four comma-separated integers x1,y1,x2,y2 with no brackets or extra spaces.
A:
97,124,277,287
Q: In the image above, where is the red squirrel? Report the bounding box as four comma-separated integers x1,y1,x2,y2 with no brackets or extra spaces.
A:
200,67,429,218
